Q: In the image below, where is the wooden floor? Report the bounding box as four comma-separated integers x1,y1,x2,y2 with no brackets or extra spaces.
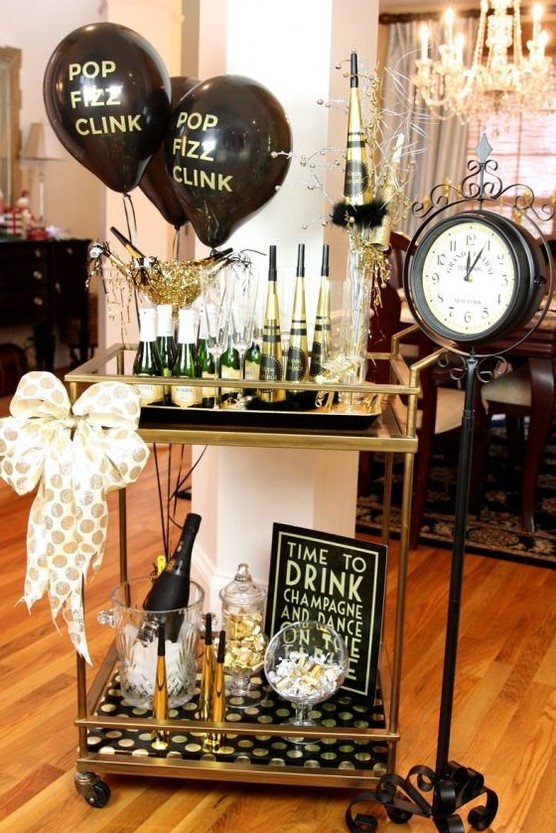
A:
0,441,555,833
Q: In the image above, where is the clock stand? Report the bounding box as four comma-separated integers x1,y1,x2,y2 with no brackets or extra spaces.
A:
346,137,554,833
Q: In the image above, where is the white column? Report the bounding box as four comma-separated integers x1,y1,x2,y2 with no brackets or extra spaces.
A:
185,0,379,607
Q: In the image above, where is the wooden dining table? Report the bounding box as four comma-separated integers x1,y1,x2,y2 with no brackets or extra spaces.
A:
400,295,556,533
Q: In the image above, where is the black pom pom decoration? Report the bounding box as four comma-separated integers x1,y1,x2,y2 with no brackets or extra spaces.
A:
331,199,388,230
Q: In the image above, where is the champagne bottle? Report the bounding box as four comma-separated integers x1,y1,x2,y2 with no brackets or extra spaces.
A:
285,243,309,389
309,243,331,381
343,51,372,206
110,226,152,286
197,305,216,408
133,307,164,407
156,304,177,374
110,225,146,260
171,308,201,408
151,623,170,750
138,512,202,644
219,332,240,404
243,340,261,395
156,304,176,405
258,245,285,402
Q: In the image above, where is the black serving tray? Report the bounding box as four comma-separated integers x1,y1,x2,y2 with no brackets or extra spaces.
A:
139,402,381,432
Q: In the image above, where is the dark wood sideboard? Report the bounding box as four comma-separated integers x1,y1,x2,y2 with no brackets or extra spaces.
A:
0,237,92,370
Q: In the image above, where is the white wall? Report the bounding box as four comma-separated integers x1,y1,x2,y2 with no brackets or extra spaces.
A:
3,0,104,240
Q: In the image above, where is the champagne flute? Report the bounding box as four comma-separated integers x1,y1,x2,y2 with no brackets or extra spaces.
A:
230,268,257,405
338,255,372,411
252,277,265,350
202,268,231,408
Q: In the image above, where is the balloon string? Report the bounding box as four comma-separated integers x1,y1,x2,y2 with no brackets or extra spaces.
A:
121,193,141,326
122,193,139,246
173,228,181,260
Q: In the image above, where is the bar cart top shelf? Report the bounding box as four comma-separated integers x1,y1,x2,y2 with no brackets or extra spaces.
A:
64,341,423,453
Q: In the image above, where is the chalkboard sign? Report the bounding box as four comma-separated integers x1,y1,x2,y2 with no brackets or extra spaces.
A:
265,523,387,700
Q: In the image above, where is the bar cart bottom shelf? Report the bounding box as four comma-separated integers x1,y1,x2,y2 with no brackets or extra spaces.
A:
75,672,391,805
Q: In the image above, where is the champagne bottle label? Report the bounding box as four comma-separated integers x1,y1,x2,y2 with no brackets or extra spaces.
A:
171,384,201,408
136,381,164,406
245,359,260,379
244,342,261,388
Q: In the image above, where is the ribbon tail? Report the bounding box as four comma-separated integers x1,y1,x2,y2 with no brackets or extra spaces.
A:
63,586,92,665
21,483,51,611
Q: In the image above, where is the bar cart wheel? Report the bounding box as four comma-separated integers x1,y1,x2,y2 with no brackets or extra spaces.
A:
74,771,111,807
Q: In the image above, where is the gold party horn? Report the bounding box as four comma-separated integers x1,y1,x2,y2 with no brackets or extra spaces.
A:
151,623,170,751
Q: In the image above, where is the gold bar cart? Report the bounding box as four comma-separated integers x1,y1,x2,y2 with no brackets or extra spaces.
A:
65,333,436,806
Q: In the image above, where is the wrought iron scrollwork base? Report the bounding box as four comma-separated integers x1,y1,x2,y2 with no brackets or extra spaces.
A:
345,762,498,833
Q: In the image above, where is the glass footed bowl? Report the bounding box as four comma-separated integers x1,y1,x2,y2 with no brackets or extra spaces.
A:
264,620,348,728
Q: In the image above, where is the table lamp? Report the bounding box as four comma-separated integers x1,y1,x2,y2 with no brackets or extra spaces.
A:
21,122,64,225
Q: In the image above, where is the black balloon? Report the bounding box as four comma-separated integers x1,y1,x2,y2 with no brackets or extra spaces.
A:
139,76,200,228
43,22,171,194
165,75,292,248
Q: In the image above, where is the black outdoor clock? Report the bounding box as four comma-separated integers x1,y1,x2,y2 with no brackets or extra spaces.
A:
403,209,547,346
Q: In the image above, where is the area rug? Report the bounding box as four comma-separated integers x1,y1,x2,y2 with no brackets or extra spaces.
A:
356,422,556,569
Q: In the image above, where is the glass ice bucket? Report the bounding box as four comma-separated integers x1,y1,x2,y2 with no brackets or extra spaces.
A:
98,577,205,708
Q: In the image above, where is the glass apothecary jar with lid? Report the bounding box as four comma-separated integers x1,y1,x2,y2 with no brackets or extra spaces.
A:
219,563,267,702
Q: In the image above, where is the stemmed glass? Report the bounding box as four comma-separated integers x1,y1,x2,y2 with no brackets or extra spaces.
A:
341,248,373,408
264,620,348,740
230,267,257,405
202,267,231,408
320,259,371,412
251,278,265,351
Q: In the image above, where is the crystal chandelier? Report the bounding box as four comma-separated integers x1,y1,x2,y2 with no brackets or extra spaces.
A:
413,0,553,123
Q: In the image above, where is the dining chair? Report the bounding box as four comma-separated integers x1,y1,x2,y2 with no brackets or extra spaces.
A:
473,356,556,530
480,361,532,449
384,230,411,290
395,326,470,549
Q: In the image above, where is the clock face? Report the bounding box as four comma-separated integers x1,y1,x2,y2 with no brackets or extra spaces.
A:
418,217,517,339
402,206,549,345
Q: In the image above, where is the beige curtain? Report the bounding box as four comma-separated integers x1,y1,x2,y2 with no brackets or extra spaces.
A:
381,17,478,237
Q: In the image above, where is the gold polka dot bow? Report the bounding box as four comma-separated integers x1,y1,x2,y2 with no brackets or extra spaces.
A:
0,371,150,663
